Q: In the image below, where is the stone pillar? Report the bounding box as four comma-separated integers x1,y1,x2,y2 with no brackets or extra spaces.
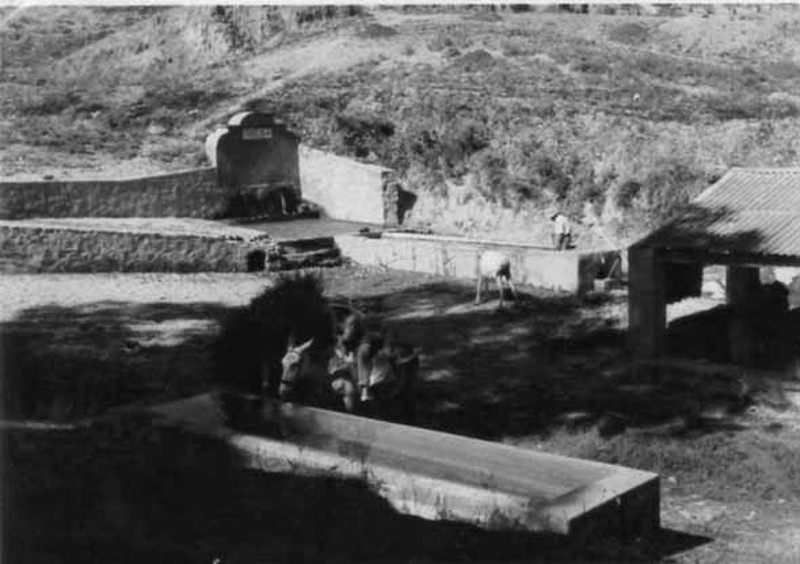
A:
726,266,761,366
726,266,760,305
628,246,666,359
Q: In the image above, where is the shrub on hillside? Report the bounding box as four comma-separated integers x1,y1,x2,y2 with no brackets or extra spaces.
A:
451,49,497,73
19,90,82,116
427,30,473,52
463,8,504,22
501,39,536,57
441,120,490,173
615,160,706,227
707,93,800,121
358,23,398,39
562,157,604,216
508,4,533,13
654,4,683,17
529,153,570,201
615,180,642,211
608,23,650,45
572,52,612,75
293,5,364,27
334,111,396,157
471,150,546,210
596,5,618,15
763,59,800,84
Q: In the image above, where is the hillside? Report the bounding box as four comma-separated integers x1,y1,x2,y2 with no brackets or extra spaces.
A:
2,4,800,244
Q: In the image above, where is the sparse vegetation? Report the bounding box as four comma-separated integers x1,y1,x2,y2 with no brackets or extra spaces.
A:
608,22,650,45
2,4,800,243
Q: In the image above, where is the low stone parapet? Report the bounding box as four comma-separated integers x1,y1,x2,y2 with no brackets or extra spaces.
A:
0,168,224,220
0,218,272,273
335,231,622,294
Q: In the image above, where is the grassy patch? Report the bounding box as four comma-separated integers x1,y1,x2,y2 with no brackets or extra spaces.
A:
544,428,800,503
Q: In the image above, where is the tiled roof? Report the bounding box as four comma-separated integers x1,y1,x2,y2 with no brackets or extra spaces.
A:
635,168,800,258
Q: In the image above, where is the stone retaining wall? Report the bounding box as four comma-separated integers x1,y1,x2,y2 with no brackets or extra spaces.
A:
0,222,271,273
0,168,224,220
335,232,621,294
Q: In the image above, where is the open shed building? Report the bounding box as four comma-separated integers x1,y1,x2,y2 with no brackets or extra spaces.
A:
628,168,800,376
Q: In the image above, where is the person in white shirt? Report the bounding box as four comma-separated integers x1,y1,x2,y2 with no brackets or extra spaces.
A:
548,208,572,251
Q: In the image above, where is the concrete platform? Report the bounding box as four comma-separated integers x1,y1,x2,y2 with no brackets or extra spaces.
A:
151,393,660,540
222,217,379,241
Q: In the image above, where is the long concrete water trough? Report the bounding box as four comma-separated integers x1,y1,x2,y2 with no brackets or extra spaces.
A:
335,231,622,294
151,394,660,540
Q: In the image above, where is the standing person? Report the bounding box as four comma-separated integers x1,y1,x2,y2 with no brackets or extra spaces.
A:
548,208,572,251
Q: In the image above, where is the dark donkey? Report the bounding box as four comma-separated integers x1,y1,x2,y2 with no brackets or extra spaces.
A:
214,273,342,416
214,273,419,419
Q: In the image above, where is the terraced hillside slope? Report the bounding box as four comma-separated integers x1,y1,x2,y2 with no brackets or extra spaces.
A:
2,4,799,244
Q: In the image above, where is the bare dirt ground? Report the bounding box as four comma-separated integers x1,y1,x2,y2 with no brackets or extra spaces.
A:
3,266,800,563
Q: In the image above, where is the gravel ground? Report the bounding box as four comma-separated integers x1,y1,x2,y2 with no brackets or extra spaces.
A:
0,272,270,322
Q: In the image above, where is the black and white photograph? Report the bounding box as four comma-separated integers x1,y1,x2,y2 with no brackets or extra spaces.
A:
2,1,800,562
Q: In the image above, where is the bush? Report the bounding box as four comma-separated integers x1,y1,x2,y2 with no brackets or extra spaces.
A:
616,160,706,227
615,180,642,210
334,111,396,156
764,59,800,81
427,30,472,52
529,153,570,201
572,53,612,75
508,4,532,13
707,94,793,121
502,40,525,57
442,120,490,173
358,23,397,39
450,49,499,73
608,23,650,45
19,90,82,116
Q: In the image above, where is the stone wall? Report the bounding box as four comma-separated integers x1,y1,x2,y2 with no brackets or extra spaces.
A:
0,222,268,273
0,168,224,220
0,146,400,223
335,232,620,294
299,145,395,225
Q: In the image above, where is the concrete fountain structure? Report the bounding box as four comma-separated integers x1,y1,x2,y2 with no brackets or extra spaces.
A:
151,393,660,541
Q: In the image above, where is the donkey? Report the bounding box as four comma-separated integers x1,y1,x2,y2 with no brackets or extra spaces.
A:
284,307,420,418
213,273,338,410
279,334,358,411
361,339,420,422
278,301,381,412
475,250,518,307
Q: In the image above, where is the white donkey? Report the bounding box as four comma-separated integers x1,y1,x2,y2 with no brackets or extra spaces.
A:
475,250,518,307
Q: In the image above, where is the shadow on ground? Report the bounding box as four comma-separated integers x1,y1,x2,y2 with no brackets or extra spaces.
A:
346,281,754,441
3,280,769,562
2,414,711,564
1,301,230,421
